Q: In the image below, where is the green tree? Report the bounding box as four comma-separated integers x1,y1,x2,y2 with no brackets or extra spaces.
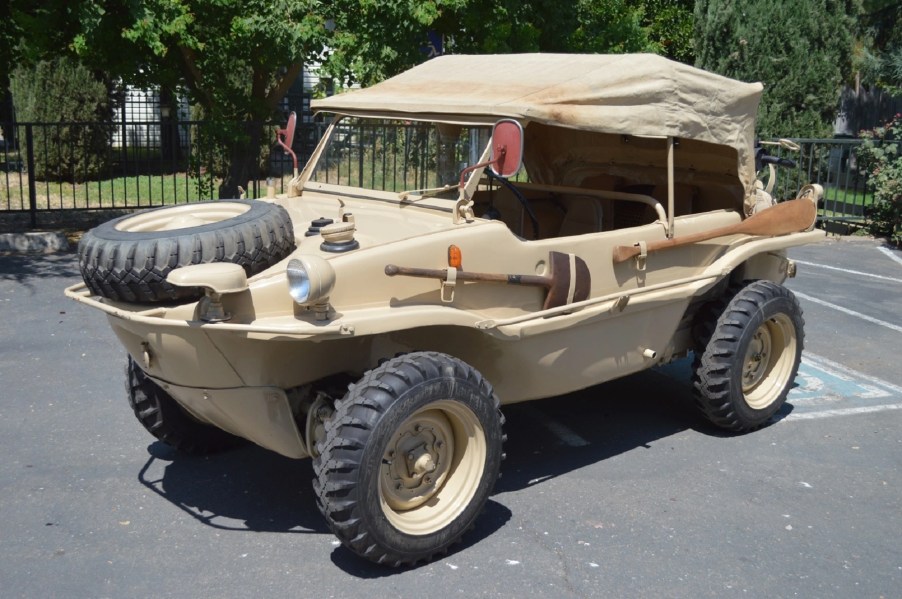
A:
10,0,697,194
12,0,329,198
0,2,24,123
10,57,113,181
694,0,859,138
858,115,902,245
321,0,680,86
643,0,694,62
857,0,902,92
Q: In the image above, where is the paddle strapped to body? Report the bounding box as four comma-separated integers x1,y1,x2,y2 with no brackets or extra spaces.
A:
611,198,817,264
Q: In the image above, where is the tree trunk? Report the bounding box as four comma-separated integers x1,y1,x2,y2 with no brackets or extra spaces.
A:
218,120,265,199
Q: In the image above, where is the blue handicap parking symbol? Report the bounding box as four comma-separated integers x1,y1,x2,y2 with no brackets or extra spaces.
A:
656,352,902,421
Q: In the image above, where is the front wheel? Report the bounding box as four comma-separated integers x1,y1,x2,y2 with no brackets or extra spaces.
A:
693,281,804,431
313,352,505,566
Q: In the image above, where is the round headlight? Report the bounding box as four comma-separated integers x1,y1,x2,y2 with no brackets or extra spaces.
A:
286,255,336,305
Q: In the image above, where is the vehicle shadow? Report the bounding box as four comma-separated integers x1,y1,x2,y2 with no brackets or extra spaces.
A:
136,357,795,576
137,442,329,534
493,365,703,495
0,251,80,283
494,358,796,494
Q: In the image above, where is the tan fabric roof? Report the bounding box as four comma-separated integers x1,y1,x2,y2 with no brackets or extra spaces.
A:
313,54,764,197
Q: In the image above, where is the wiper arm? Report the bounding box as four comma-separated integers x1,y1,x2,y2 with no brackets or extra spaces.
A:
398,184,457,201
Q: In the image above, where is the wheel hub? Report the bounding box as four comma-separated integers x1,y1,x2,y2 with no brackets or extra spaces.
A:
742,323,773,391
381,410,452,511
115,202,251,233
741,313,797,410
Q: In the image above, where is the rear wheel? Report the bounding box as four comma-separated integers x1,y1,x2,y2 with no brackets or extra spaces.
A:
127,356,242,454
313,352,505,566
693,281,804,431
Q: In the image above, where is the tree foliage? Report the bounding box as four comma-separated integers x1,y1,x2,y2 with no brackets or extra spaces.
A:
321,0,695,86
642,0,694,63
858,115,902,245
11,0,329,197
10,57,113,181
0,2,21,97
857,0,902,93
694,0,859,138
8,0,696,193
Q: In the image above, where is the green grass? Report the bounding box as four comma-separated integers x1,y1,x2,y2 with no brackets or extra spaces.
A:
0,172,212,210
821,186,874,206
0,171,297,211
817,186,876,221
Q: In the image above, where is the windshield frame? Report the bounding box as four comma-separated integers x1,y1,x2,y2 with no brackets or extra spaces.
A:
300,114,497,203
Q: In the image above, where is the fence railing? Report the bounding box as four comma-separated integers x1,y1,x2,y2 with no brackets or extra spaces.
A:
0,121,883,234
765,138,876,232
0,119,326,227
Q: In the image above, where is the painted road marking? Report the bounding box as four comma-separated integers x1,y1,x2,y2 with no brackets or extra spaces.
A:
783,404,902,421
531,351,901,443
793,291,902,334
655,351,902,423
878,246,902,267
781,352,902,421
793,259,902,284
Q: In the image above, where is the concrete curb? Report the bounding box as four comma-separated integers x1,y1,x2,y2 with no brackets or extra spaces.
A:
0,232,72,253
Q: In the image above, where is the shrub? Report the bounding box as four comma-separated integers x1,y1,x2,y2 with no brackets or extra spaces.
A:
10,57,113,182
858,115,902,246
187,104,274,200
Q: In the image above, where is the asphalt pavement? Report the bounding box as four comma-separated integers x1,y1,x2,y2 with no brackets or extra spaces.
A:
1,236,900,598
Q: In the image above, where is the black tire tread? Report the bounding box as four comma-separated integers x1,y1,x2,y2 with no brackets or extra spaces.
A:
78,200,295,303
313,351,505,567
692,280,804,432
126,356,242,454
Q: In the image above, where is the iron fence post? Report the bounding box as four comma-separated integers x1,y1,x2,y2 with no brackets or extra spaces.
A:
25,123,37,229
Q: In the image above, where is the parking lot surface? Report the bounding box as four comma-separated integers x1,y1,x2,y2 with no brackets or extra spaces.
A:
1,237,899,598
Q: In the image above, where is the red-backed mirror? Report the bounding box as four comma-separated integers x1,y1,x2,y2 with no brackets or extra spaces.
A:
457,118,525,187
275,111,298,172
489,119,523,178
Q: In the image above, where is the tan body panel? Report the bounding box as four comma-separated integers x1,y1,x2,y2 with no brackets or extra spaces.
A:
66,55,824,461
70,192,820,423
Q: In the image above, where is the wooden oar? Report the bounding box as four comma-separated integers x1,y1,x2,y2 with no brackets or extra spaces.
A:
385,251,591,310
612,198,817,264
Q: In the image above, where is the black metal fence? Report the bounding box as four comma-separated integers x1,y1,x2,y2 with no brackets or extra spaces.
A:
0,118,885,234
765,138,878,232
0,119,326,227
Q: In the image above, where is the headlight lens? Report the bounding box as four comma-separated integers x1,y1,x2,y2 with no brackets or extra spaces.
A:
286,255,335,304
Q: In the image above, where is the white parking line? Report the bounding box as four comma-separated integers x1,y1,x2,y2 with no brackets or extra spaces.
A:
783,403,902,421
878,246,902,267
793,291,902,334
781,351,902,422
804,352,902,394
793,259,902,284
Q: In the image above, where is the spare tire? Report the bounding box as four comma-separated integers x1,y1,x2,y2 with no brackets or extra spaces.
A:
78,200,295,303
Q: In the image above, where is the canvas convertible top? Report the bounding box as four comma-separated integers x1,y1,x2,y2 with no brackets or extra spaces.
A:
313,53,764,200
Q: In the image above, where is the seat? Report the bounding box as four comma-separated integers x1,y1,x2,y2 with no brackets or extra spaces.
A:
557,196,605,236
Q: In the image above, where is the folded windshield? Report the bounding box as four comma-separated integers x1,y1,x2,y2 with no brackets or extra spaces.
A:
309,118,491,194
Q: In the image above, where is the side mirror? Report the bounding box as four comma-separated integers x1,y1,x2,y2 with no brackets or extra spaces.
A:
489,119,523,178
275,111,298,173
458,119,524,187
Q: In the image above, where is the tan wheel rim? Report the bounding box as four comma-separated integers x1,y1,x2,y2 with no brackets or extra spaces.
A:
379,400,486,535
742,313,797,410
115,202,250,232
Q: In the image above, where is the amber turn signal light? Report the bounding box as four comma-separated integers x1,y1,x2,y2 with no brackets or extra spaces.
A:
448,245,462,269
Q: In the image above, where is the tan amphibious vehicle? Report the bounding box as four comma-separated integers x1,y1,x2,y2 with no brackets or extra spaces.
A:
67,54,824,565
